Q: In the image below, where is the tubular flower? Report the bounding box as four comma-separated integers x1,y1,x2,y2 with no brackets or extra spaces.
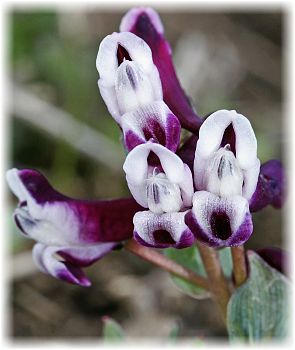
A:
7,6,286,286
120,7,203,133
123,142,195,248
185,110,260,247
96,32,181,152
6,169,141,286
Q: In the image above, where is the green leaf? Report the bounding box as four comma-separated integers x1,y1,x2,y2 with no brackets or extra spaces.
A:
164,246,232,299
227,251,290,342
102,317,124,341
164,246,209,299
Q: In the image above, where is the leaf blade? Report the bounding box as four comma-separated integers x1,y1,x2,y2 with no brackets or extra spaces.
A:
227,251,290,342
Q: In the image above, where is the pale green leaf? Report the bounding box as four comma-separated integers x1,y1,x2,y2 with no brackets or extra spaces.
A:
227,251,290,342
102,317,124,341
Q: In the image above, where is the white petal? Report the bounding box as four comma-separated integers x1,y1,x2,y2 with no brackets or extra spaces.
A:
32,243,48,273
232,113,257,169
96,32,120,86
96,32,154,87
123,143,184,185
6,168,27,202
146,172,183,213
123,143,150,185
123,143,193,211
204,147,243,197
196,109,232,159
180,164,194,207
242,158,260,200
6,168,40,218
6,169,79,246
193,152,209,190
97,80,121,123
149,65,163,101
115,61,155,114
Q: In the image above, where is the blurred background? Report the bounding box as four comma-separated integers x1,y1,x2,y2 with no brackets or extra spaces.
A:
7,7,283,340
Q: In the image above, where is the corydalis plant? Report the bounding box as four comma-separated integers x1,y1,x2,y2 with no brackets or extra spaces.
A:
7,7,288,341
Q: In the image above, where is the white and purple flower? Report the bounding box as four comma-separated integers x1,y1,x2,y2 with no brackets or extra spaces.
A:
96,31,181,152
6,6,285,286
6,169,141,286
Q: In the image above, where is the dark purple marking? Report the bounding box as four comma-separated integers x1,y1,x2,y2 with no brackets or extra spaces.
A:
153,229,176,245
210,211,232,240
221,123,236,155
117,44,132,65
185,209,253,248
125,64,137,89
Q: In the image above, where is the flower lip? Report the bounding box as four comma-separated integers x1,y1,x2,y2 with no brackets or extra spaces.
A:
133,210,195,248
185,191,253,247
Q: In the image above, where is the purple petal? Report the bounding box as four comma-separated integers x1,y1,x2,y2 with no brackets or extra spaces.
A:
7,168,142,245
255,247,289,276
120,7,203,133
32,242,118,286
249,160,285,212
177,134,198,173
121,100,181,152
32,244,93,287
185,191,253,247
133,210,195,248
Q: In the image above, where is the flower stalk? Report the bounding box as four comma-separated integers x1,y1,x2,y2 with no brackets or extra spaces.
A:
231,245,248,287
196,241,231,323
124,238,209,290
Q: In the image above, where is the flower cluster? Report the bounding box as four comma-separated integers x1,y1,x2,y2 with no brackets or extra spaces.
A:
7,7,285,286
